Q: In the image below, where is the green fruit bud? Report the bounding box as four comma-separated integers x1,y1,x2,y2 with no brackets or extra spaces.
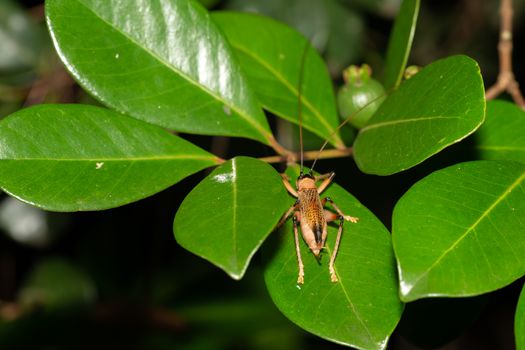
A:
337,65,385,129
404,65,421,80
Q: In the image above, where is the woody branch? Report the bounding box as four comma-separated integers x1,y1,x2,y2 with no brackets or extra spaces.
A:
485,0,525,109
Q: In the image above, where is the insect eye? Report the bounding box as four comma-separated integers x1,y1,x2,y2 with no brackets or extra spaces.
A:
298,173,314,180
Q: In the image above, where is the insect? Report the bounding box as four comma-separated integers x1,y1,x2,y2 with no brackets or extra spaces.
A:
279,171,359,284
278,45,359,285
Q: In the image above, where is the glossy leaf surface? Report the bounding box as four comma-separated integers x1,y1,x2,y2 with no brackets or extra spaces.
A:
354,55,485,175
174,157,290,280
45,0,272,144
393,160,525,301
264,166,403,350
475,100,525,164
212,12,344,148
0,104,219,211
383,0,420,90
517,283,525,350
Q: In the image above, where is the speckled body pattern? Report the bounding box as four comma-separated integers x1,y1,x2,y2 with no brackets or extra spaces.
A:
298,188,327,245
295,176,328,256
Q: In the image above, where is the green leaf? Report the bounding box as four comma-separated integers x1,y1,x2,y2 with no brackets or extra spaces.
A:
517,283,525,350
382,0,420,90
475,100,525,164
263,165,403,350
225,0,330,51
19,258,96,309
353,55,485,175
174,156,290,280
0,104,219,211
393,160,525,301
212,12,344,148
45,0,273,144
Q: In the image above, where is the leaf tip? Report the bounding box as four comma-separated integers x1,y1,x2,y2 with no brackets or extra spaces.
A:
214,156,226,164
226,270,244,281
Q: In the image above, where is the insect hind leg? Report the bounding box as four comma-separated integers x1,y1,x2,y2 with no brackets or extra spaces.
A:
323,197,359,223
293,214,305,284
329,215,344,282
322,197,359,283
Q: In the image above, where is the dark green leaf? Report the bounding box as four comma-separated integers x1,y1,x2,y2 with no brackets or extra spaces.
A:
0,104,219,211
197,0,221,9
45,0,273,144
382,0,420,90
393,160,525,301
212,12,344,148
174,157,290,279
19,258,96,309
517,283,525,350
475,100,525,164
354,55,485,175
225,0,330,51
263,166,403,350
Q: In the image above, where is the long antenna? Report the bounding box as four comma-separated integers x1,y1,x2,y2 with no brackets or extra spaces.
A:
310,89,391,172
297,41,310,175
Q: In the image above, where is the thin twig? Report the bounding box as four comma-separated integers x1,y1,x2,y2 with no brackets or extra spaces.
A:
258,147,353,164
485,0,525,109
23,69,75,107
267,135,295,161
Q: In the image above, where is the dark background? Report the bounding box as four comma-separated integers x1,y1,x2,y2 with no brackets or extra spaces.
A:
0,0,524,349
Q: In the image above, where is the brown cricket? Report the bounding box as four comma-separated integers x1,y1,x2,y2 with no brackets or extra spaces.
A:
279,171,358,284
277,44,359,285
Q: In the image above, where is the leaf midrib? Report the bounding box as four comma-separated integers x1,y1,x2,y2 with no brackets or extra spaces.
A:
66,0,271,142
231,158,239,272
360,115,464,133
406,169,525,294
0,155,217,161
476,145,525,151
327,244,377,346
230,42,343,147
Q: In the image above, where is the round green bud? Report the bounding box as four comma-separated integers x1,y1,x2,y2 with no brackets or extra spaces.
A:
337,65,385,129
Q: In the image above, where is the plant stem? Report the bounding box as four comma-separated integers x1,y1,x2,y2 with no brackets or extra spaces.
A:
485,0,525,109
267,134,295,161
258,147,353,164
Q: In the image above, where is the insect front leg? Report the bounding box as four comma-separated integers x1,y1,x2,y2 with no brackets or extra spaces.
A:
277,201,299,228
281,174,298,197
316,172,335,194
293,213,305,285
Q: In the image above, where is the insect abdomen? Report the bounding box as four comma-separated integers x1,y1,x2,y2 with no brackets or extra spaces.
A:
298,188,325,243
